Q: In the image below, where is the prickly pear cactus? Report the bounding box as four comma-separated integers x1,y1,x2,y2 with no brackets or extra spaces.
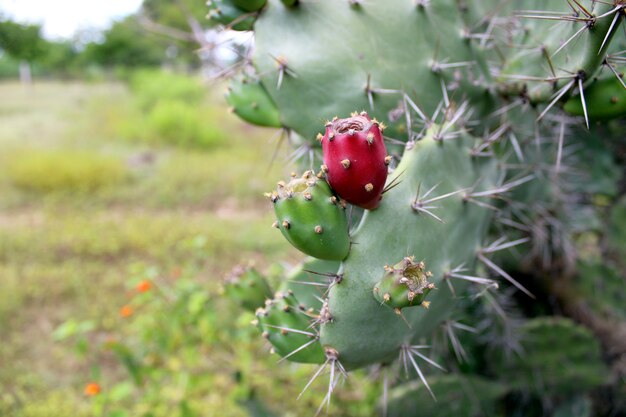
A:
215,0,626,414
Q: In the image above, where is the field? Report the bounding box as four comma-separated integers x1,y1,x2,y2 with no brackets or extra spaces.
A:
0,78,377,416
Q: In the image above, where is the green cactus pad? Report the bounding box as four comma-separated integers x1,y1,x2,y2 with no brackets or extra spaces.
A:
255,290,325,363
269,171,350,261
226,77,282,128
223,265,273,312
319,125,498,370
253,0,494,141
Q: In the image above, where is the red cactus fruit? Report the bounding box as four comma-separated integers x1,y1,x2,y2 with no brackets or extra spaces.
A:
320,111,390,210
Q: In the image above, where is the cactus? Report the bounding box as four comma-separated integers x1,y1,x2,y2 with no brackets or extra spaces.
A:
217,0,626,414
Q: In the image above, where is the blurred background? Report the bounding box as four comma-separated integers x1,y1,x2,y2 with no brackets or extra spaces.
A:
0,1,347,416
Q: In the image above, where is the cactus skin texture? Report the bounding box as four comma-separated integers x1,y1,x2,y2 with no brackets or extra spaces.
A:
223,265,273,312
321,112,389,210
269,171,350,261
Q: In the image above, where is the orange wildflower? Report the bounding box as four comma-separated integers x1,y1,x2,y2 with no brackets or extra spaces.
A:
119,305,134,318
136,280,152,293
84,382,101,396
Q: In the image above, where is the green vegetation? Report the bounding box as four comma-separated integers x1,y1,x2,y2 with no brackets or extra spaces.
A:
0,78,379,416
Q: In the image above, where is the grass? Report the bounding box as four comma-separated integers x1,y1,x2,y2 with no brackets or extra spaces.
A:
0,78,342,416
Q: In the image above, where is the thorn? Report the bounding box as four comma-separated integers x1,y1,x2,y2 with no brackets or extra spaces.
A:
578,77,590,129
598,8,621,54
537,78,576,122
364,183,374,192
282,220,291,229
394,308,412,328
341,159,351,169
477,253,535,299
272,220,279,228
315,225,323,234
384,155,392,165
316,133,323,142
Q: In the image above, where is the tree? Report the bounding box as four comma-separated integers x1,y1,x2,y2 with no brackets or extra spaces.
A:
0,17,46,82
82,16,165,69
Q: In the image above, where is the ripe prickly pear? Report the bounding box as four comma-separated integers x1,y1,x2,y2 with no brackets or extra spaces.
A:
222,265,273,312
320,111,389,210
373,257,435,310
255,290,325,363
268,171,350,261
226,76,282,128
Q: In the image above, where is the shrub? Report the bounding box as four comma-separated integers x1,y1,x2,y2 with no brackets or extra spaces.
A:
6,150,128,193
128,69,206,111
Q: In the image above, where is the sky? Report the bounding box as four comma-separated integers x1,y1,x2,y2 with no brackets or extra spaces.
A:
0,0,143,39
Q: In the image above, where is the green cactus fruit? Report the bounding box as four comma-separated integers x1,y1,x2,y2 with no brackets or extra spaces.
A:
564,76,626,120
373,257,435,311
223,265,273,312
268,170,350,261
207,0,255,31
233,0,266,12
255,290,325,363
226,77,282,128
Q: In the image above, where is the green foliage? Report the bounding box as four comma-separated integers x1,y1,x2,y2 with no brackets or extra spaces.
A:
0,18,46,62
6,150,128,193
117,70,228,149
141,100,227,148
82,17,164,69
128,69,207,110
